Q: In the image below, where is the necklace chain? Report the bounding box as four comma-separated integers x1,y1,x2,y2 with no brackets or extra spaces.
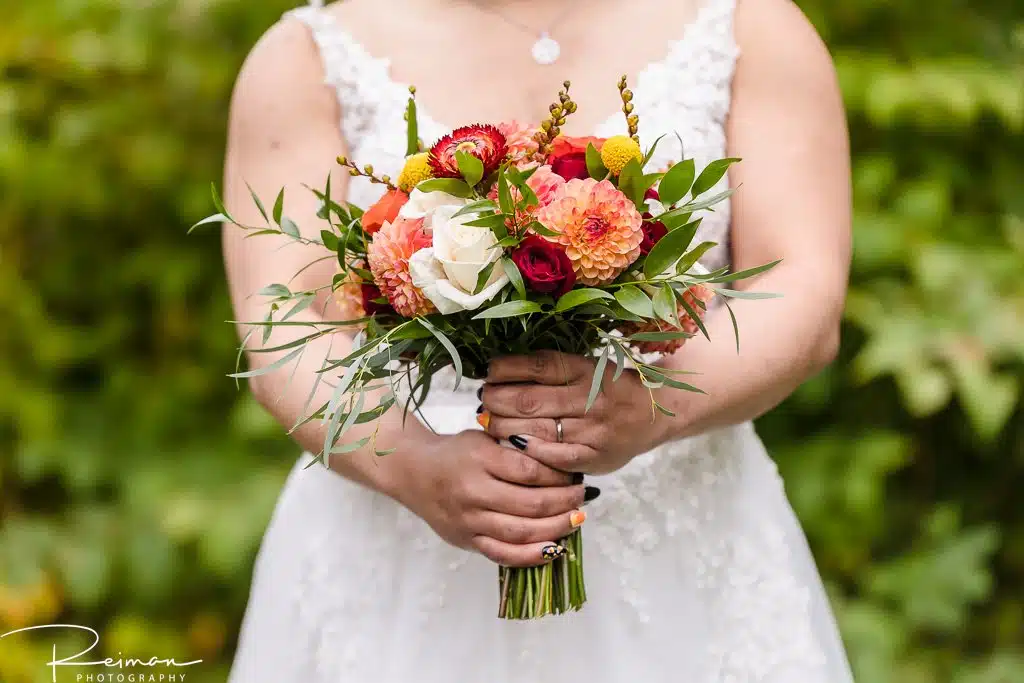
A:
460,1,579,65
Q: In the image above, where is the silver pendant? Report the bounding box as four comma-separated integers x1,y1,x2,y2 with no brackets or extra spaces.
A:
531,33,560,65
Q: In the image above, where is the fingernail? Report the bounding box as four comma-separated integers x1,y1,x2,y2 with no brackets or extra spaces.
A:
476,386,483,399
541,544,567,561
476,410,490,429
508,434,528,450
584,486,601,504
570,509,586,528
571,472,584,485
476,404,484,414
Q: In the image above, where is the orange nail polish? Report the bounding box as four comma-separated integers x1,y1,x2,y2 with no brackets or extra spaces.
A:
570,509,586,528
476,411,490,429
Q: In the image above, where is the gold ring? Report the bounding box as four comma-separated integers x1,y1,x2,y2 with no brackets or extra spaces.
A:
555,418,564,443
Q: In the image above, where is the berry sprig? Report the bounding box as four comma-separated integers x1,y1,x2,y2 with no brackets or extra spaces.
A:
336,155,397,191
617,75,639,143
534,80,579,156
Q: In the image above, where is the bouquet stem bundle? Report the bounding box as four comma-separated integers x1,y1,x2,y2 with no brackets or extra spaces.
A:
499,529,585,618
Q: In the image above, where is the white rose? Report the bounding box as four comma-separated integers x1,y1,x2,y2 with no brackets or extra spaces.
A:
408,205,509,314
398,189,468,220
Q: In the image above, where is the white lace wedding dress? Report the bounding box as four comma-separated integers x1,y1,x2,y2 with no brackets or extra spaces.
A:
229,2,855,681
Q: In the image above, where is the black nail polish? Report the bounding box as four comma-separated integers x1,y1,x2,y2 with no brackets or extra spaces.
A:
571,472,584,485
476,386,483,399
541,544,566,560
476,404,484,414
584,486,601,503
508,435,528,450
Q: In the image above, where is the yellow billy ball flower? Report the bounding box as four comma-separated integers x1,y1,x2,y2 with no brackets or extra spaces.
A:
397,152,433,192
600,135,643,176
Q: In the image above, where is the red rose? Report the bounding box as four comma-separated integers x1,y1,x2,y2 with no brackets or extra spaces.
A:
360,283,391,315
550,152,589,181
639,220,667,255
510,236,576,296
362,189,408,234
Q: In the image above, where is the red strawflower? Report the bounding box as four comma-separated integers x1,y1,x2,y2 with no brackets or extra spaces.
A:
429,125,508,180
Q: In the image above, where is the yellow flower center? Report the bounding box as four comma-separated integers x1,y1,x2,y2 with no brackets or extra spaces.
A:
600,135,643,176
397,152,434,192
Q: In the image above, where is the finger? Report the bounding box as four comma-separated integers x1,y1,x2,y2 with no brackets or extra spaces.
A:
478,480,585,518
469,508,583,546
481,383,585,419
495,433,600,474
487,350,590,385
471,536,572,568
486,416,590,446
480,446,578,487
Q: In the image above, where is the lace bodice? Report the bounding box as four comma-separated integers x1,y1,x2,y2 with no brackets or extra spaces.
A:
228,5,853,683
288,0,737,275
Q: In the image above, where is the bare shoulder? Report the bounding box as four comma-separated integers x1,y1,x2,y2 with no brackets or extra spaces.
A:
733,0,839,92
228,15,336,137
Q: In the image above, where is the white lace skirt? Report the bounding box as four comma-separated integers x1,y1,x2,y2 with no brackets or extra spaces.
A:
229,381,854,683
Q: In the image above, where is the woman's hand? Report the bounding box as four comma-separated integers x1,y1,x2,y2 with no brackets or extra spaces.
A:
479,351,674,475
387,429,587,567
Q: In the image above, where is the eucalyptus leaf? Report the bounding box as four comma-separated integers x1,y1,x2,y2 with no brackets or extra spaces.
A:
320,230,339,251
419,318,464,390
456,150,485,187
272,188,284,224
553,288,615,312
189,213,227,233
677,291,710,341
653,285,679,325
615,286,655,318
715,288,784,300
586,142,607,180
585,346,610,413
641,134,666,167
707,259,782,284
658,159,696,206
417,178,474,198
674,241,716,275
257,283,291,298
526,221,560,238
280,216,300,238
473,261,497,295
643,221,699,279
471,300,543,319
691,158,740,197
502,258,526,298
228,346,304,379
246,182,269,223
452,199,499,218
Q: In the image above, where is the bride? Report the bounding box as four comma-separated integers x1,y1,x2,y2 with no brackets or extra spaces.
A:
222,0,854,680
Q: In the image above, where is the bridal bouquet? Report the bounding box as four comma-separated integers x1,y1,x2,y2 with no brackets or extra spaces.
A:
197,79,777,619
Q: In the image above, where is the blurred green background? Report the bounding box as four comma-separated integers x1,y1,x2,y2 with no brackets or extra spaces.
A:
1,0,1022,681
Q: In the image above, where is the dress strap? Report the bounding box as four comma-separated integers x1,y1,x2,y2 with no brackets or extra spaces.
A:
285,3,398,147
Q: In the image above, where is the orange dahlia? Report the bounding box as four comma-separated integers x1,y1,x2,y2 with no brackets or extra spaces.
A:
497,121,542,169
333,261,368,321
429,125,507,179
621,284,716,355
367,216,436,317
534,178,644,286
333,259,390,322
